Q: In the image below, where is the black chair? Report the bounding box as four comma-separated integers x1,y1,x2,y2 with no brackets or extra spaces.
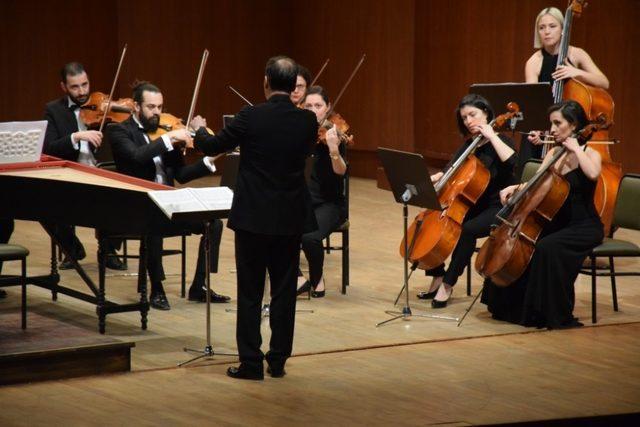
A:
464,159,542,295
0,244,29,329
324,169,350,295
578,173,640,323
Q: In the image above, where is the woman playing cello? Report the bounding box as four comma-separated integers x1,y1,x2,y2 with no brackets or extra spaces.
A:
420,94,517,308
483,100,604,329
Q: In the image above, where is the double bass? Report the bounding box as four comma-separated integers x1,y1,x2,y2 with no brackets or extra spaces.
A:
475,115,609,286
399,103,522,270
547,0,621,236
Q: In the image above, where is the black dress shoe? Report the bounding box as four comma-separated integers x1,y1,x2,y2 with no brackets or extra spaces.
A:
188,287,230,303
296,280,311,296
105,256,127,271
0,289,7,299
431,298,449,309
150,293,171,310
227,365,264,380
417,290,438,300
267,365,286,378
311,290,325,298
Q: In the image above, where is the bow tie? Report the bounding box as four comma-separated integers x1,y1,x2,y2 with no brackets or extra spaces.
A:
69,104,80,111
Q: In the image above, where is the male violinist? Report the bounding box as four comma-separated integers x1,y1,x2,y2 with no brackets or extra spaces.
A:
43,62,125,270
105,81,229,310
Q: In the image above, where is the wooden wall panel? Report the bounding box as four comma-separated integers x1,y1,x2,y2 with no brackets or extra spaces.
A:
288,0,416,178
0,1,118,122
1,0,638,177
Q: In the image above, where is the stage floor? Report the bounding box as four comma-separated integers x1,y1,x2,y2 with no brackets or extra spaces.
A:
1,176,639,424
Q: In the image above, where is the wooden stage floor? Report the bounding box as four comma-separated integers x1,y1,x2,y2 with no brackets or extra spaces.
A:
1,176,639,425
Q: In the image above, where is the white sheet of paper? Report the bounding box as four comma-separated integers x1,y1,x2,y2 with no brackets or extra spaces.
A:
0,121,47,164
190,187,234,211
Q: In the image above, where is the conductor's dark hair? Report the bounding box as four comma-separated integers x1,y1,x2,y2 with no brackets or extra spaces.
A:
548,100,589,132
60,62,86,84
455,94,495,135
298,65,311,86
304,85,330,105
265,56,299,93
132,81,161,104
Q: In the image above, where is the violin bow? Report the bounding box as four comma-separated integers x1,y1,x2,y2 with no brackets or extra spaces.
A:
186,49,210,132
318,54,366,126
228,85,254,106
309,58,330,87
98,44,127,134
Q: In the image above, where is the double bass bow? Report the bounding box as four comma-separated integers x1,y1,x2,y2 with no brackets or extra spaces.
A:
475,114,609,286
399,103,523,269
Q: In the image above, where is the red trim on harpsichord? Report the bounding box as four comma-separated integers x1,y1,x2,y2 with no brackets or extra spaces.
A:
0,159,171,191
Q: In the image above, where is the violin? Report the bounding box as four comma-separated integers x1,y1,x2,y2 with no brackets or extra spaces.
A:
79,91,134,129
146,113,214,141
475,115,609,286
318,112,354,146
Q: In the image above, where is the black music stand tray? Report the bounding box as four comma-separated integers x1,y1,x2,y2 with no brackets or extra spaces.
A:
469,82,552,133
174,208,237,366
376,148,458,327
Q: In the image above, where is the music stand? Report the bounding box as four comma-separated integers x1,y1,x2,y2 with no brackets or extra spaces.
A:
174,208,237,366
469,83,552,133
376,148,457,327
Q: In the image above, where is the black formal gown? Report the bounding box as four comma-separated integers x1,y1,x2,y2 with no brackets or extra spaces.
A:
482,165,604,329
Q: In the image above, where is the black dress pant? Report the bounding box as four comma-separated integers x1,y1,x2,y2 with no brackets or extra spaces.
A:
146,219,223,293
425,205,499,287
235,229,301,371
301,202,346,287
0,218,14,274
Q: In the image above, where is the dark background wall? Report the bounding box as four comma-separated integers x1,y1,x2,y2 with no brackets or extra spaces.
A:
1,0,638,177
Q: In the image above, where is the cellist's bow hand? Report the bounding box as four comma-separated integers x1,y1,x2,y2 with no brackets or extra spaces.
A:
500,184,519,206
528,130,544,146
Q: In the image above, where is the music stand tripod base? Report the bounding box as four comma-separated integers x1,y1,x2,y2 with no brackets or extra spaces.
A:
377,306,459,327
179,219,237,367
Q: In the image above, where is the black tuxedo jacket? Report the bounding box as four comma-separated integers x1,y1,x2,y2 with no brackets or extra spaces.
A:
106,116,210,186
43,97,81,161
194,94,318,235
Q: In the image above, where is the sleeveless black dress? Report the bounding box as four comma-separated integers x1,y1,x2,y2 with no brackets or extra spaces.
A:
482,163,604,329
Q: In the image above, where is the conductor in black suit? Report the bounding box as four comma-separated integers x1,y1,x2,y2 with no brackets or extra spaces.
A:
190,56,318,380
106,81,229,310
43,62,125,270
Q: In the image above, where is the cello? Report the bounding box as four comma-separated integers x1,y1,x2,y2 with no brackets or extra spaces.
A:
399,103,522,270
475,114,609,286
547,0,621,236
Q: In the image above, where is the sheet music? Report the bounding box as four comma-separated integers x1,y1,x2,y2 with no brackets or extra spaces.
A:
148,186,233,219
190,187,234,211
0,121,47,164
